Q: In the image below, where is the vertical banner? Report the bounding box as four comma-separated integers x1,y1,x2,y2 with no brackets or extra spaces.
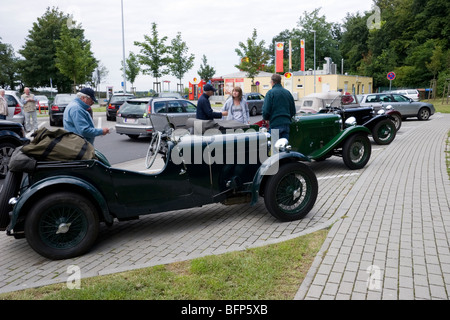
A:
300,39,305,72
275,42,284,73
289,40,292,71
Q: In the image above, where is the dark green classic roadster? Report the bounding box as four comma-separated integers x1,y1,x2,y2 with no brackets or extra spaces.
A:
0,113,370,260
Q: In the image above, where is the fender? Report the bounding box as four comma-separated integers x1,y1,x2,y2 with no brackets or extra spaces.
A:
361,114,390,131
0,130,29,146
308,125,370,159
8,175,113,231
250,151,310,205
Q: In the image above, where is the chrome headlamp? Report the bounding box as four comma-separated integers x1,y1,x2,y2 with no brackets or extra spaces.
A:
273,138,291,153
344,116,357,127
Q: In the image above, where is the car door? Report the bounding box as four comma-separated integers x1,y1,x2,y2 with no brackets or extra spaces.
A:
390,94,416,116
254,94,264,114
166,100,187,128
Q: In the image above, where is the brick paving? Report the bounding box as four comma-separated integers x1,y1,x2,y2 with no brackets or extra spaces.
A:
0,113,449,299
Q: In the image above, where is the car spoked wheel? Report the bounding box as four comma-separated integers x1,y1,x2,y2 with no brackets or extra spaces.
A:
25,192,99,260
372,119,396,145
264,162,318,221
342,133,371,170
145,131,161,169
0,142,16,178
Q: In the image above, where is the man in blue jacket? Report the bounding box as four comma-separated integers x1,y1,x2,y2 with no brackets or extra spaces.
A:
196,84,228,120
262,74,296,140
63,88,109,145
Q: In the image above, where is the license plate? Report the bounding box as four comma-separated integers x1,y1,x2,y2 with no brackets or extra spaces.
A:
125,118,136,124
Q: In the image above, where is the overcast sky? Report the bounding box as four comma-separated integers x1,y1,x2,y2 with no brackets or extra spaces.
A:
0,0,375,92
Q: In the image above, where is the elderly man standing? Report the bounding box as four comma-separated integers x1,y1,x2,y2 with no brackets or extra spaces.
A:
196,84,228,120
21,87,38,132
63,88,109,145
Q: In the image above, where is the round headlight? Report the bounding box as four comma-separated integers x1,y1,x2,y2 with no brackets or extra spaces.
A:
385,105,393,110
377,109,385,115
345,116,357,127
274,138,291,153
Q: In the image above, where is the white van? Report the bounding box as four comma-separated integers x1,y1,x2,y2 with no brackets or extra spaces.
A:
390,89,420,101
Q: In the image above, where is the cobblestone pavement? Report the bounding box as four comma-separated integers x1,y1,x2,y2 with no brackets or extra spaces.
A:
1,114,449,299
295,113,450,300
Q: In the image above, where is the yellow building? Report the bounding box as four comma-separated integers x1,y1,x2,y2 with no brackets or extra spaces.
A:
219,68,372,100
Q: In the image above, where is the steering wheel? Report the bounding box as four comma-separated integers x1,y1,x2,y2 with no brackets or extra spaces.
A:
145,131,162,169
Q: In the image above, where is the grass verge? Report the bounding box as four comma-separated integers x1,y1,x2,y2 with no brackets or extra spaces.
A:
0,229,329,300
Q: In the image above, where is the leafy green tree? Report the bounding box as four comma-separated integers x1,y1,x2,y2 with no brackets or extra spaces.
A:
18,7,73,92
55,26,97,92
168,32,195,91
0,39,19,89
121,52,140,89
235,29,271,83
134,22,171,87
197,54,216,83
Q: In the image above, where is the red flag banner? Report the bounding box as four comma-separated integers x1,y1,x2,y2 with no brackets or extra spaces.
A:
275,42,284,73
300,39,305,72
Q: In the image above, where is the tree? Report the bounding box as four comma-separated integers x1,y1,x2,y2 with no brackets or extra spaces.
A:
168,32,195,92
235,29,271,83
55,26,98,92
197,55,216,83
92,63,109,95
121,52,140,89
0,39,19,89
134,22,170,89
18,7,73,92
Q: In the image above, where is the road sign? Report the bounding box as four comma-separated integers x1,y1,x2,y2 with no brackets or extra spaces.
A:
387,72,396,81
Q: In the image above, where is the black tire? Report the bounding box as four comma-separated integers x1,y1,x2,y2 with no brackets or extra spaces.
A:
264,162,318,221
250,106,257,116
389,113,402,131
127,134,140,140
417,107,430,120
49,117,56,126
372,119,396,145
0,171,23,231
342,133,371,170
25,192,99,260
0,142,17,178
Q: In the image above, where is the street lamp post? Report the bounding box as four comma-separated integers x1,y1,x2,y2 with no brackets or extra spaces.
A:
121,0,127,93
312,30,316,93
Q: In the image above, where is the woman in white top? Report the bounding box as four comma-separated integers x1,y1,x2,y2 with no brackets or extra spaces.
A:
221,86,250,124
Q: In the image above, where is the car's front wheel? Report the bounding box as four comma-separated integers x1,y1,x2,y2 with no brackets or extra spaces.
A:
342,133,371,170
25,192,99,260
372,119,396,145
264,162,318,221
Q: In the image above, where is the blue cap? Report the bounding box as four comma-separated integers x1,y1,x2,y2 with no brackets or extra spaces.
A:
80,88,98,103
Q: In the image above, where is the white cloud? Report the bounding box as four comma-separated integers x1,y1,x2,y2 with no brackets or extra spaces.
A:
0,0,374,92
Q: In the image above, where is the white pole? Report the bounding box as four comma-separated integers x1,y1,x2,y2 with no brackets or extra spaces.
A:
121,0,127,93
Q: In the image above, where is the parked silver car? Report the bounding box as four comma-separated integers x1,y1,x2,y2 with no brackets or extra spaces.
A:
244,92,265,116
4,90,25,125
359,93,435,120
115,97,197,139
389,89,420,102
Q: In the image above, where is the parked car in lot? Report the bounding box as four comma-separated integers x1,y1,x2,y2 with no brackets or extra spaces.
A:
389,89,420,101
359,93,435,120
244,92,265,116
4,90,25,125
106,93,134,121
115,97,197,139
49,94,76,126
0,120,29,178
152,92,183,99
2,115,319,259
35,95,49,111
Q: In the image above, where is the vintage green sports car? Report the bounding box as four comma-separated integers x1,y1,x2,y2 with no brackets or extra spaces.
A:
0,113,370,260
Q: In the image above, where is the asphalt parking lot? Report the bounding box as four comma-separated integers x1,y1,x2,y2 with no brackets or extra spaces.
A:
1,113,449,300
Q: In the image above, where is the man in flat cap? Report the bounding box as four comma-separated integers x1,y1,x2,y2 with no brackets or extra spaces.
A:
64,88,109,145
196,84,228,120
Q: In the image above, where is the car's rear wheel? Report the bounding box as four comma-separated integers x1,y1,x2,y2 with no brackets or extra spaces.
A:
0,171,23,231
417,107,430,120
372,119,396,145
264,162,318,221
25,192,99,260
250,106,257,116
0,142,17,178
145,131,161,169
342,133,371,170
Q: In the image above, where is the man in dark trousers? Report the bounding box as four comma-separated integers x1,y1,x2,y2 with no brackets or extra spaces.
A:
196,84,228,120
262,74,296,140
